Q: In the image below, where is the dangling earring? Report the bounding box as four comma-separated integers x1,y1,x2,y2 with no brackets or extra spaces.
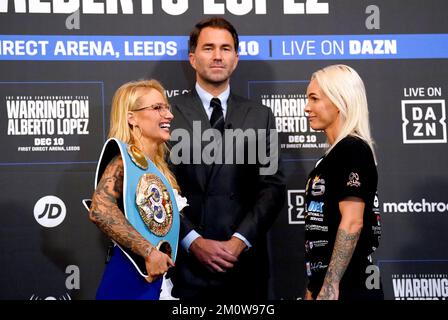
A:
128,126,148,170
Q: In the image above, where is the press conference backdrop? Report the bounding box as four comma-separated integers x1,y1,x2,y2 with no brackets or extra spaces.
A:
1,0,447,300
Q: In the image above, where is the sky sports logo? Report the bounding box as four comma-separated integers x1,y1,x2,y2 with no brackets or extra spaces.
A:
383,199,448,214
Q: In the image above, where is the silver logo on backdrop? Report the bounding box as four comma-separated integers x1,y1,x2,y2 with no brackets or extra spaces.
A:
288,189,305,224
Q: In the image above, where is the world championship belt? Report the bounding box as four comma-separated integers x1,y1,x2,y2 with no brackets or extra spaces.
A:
89,138,180,278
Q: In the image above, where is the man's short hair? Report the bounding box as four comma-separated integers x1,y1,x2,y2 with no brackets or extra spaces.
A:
189,17,239,53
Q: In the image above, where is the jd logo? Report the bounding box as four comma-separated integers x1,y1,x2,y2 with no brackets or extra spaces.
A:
38,204,62,219
34,195,66,228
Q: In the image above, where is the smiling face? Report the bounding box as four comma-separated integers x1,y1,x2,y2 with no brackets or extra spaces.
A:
305,78,342,143
128,88,173,146
189,27,239,91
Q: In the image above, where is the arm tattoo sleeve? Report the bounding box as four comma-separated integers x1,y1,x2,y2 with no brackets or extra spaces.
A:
319,228,361,299
89,155,152,258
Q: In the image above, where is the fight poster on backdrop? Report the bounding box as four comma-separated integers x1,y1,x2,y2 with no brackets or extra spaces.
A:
379,260,448,300
248,80,328,159
0,81,104,164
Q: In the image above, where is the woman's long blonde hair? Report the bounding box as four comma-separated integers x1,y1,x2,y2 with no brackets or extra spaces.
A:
108,79,179,190
312,64,376,160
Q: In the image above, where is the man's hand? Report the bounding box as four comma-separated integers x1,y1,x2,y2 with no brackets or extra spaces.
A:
189,237,238,273
222,236,246,258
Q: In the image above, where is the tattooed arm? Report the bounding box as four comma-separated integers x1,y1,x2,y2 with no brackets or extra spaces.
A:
317,197,364,300
89,155,174,282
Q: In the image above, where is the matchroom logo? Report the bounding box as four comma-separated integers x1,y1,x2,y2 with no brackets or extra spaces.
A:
402,99,447,144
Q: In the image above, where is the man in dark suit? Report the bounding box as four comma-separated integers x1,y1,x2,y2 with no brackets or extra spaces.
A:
168,17,286,300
